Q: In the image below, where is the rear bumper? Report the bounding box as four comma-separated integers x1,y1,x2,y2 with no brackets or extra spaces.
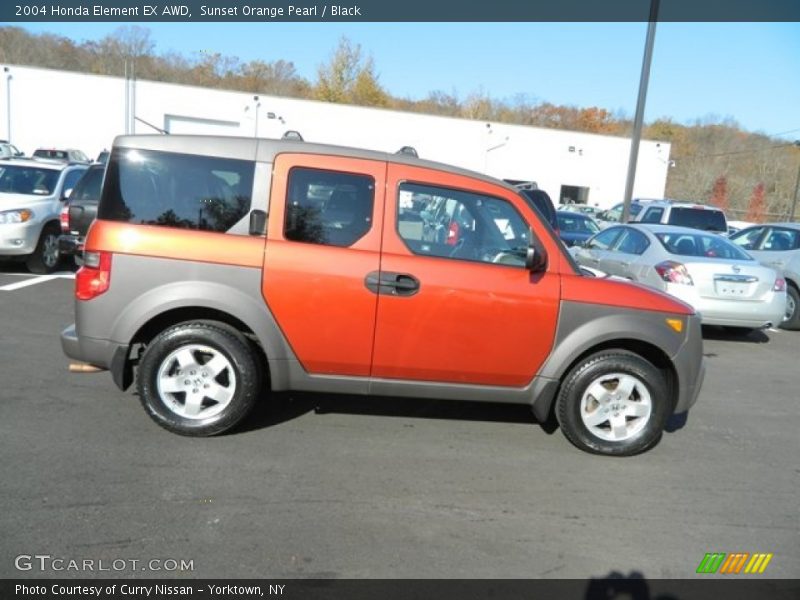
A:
61,324,131,390
667,285,786,329
58,233,83,256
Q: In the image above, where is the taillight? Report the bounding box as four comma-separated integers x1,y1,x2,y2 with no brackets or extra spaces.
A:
655,261,694,285
75,251,112,300
773,277,786,292
60,204,70,233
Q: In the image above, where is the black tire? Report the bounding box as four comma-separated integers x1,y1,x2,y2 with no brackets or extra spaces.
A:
137,322,261,436
779,284,800,331
26,223,61,274
556,351,670,456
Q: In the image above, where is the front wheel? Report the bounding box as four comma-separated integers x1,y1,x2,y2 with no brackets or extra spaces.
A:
779,285,800,330
556,351,670,456
26,224,61,274
137,322,261,436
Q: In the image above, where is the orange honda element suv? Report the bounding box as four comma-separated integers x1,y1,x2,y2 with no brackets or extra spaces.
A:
61,136,705,455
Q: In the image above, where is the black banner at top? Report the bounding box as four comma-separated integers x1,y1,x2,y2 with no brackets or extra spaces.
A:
2,0,800,22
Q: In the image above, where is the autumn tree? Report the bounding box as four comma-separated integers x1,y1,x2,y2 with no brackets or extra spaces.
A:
709,176,729,212
745,183,766,223
313,37,388,106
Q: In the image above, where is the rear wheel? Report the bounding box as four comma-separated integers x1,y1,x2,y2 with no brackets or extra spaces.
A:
779,285,800,330
26,224,61,274
556,351,670,456
137,322,261,436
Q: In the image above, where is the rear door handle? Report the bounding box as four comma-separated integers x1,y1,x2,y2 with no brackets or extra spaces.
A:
365,271,420,297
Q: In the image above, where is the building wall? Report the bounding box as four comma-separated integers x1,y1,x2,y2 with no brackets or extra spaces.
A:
0,64,671,209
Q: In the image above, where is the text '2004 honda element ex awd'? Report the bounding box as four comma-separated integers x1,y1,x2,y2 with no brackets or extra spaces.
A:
61,135,705,456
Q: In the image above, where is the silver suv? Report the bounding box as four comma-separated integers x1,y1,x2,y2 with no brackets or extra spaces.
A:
633,200,728,234
0,158,87,273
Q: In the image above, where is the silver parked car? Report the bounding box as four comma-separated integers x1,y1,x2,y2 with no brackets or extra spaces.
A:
572,224,787,330
729,223,800,330
0,158,87,273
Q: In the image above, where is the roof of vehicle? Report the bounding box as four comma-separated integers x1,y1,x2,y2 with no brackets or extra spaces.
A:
113,134,521,196
628,223,734,236
742,222,800,231
638,199,724,211
0,157,73,170
557,210,595,219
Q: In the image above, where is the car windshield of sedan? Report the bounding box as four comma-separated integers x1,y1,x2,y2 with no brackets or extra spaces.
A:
558,214,600,234
656,232,752,260
0,165,60,195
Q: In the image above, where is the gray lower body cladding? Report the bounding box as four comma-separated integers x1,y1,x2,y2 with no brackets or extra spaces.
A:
61,254,704,419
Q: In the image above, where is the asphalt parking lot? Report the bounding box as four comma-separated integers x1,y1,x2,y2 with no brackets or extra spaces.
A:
0,263,798,580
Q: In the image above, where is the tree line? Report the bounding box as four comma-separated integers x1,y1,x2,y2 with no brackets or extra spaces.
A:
1,25,797,221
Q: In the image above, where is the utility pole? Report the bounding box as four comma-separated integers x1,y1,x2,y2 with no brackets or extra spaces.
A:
789,141,800,222
622,0,660,223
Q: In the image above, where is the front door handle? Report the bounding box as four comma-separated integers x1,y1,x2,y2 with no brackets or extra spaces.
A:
365,271,420,297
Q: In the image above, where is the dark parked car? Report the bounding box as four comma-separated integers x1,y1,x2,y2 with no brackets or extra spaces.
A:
59,163,105,262
557,210,600,247
510,183,558,233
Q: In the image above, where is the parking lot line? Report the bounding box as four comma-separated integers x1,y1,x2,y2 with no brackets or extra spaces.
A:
0,273,75,291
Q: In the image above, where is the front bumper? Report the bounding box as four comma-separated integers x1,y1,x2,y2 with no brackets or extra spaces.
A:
671,313,706,414
0,221,40,255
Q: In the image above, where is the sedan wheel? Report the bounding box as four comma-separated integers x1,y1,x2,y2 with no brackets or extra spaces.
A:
780,285,800,330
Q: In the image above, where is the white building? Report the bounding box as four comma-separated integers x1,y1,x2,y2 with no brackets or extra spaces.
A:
0,64,671,209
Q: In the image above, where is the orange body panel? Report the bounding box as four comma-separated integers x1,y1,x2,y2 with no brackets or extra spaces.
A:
371,164,561,387
85,220,265,267
262,154,387,376
560,271,694,315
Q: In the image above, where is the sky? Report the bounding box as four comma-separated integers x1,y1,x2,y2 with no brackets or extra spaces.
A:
18,21,800,139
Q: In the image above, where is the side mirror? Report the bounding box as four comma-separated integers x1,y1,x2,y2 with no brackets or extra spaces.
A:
525,244,548,273
249,209,267,236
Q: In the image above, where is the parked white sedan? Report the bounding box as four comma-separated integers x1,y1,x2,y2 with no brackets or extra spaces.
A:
729,223,800,330
572,224,787,330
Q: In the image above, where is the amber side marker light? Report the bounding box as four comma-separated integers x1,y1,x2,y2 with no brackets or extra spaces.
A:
665,318,684,333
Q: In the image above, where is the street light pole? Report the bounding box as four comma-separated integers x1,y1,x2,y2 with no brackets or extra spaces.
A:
622,0,660,223
5,67,11,143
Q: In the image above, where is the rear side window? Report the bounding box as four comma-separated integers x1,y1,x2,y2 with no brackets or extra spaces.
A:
71,166,104,202
763,227,800,251
656,232,751,260
640,207,664,223
99,149,254,233
284,167,374,247
667,207,726,232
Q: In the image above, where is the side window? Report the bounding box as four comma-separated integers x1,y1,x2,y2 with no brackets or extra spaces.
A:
62,169,85,195
763,227,800,251
587,227,622,250
284,167,374,248
99,149,255,233
71,167,104,201
640,207,664,223
397,182,531,267
730,227,765,250
615,229,650,255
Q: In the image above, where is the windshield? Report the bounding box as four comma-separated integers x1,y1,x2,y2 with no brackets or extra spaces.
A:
558,213,600,234
656,232,752,260
0,165,60,196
